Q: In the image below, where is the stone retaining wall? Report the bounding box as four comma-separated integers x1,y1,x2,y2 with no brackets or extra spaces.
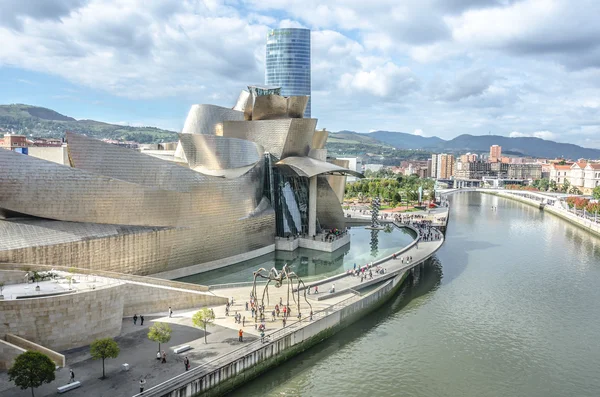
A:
0,269,26,286
6,333,66,367
122,283,227,317
0,263,210,292
0,339,26,370
0,285,124,351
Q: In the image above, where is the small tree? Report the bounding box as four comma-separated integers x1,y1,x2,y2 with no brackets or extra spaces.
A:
148,322,172,352
192,308,216,344
593,185,600,200
90,338,120,379
8,351,56,397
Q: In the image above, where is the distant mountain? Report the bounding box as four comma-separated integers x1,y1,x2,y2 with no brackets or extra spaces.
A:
338,130,600,160
0,104,178,144
369,130,445,149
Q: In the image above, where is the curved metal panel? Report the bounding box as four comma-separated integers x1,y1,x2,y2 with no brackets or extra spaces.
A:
233,90,250,111
0,148,186,227
326,159,350,204
182,104,244,135
275,156,364,178
67,132,206,192
178,134,263,171
312,129,329,149
222,118,316,159
251,95,309,120
316,176,346,230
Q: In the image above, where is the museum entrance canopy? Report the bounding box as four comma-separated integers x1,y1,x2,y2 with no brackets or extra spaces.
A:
275,156,364,179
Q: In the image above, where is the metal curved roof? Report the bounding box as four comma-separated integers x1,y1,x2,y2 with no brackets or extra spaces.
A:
275,156,364,178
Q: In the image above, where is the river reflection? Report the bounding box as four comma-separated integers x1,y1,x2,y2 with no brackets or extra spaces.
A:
179,225,414,285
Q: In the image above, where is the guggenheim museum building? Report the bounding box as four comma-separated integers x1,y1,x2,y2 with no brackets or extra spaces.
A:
0,86,362,277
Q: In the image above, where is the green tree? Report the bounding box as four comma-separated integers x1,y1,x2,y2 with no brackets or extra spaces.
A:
192,308,216,344
148,322,172,352
561,178,571,193
8,351,56,397
90,338,120,379
549,180,558,192
537,178,550,191
593,185,600,200
569,186,582,195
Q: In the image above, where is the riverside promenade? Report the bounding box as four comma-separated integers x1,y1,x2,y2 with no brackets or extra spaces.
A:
134,210,447,397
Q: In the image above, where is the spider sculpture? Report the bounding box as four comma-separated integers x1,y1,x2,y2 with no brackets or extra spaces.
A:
251,264,312,318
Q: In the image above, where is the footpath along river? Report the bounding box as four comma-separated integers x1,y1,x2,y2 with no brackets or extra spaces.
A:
231,192,600,397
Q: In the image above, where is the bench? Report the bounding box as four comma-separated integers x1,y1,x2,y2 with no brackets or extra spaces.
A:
57,381,81,393
173,345,191,354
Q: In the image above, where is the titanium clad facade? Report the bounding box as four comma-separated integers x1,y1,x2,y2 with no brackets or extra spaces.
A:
0,85,360,276
178,134,263,177
221,118,316,159
181,104,244,135
266,28,311,117
316,176,346,229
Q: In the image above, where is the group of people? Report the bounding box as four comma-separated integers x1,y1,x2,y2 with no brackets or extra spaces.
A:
132,314,145,326
411,220,442,242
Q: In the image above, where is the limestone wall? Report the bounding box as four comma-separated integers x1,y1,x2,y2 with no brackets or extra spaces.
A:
0,339,26,370
122,283,227,317
0,269,26,285
0,285,124,351
6,334,65,367
0,263,210,292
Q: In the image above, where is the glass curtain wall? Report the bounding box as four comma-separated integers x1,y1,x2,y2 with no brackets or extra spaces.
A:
265,28,311,118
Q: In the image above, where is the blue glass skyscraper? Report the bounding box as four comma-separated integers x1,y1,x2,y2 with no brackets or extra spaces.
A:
265,28,311,118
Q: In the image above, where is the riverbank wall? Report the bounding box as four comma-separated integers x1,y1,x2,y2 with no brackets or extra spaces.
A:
479,190,600,238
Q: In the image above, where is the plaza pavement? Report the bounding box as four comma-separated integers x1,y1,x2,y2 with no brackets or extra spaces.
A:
0,313,256,397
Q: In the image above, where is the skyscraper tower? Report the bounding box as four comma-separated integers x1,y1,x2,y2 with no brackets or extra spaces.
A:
265,28,311,118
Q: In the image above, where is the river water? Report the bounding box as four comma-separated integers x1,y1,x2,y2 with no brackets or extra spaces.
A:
230,192,600,397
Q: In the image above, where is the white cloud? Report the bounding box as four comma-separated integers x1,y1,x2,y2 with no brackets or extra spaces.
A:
339,62,419,98
1,0,600,148
509,130,557,140
413,129,425,136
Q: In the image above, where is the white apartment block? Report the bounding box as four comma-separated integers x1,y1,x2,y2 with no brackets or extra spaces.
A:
549,161,600,194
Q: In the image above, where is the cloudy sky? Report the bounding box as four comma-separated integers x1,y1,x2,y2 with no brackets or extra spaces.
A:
1,0,599,147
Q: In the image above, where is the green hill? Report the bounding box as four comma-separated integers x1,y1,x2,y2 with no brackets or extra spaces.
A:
0,104,178,144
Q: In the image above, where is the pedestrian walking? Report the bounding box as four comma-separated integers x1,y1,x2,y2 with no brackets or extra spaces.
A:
309,310,313,321
68,369,75,384
168,307,173,318
211,308,215,317
245,301,249,311
282,317,286,328
139,379,146,393
133,314,138,325
162,351,167,363
279,297,283,306
184,357,190,371
243,316,245,327
314,285,318,294
140,315,144,326
238,328,244,342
